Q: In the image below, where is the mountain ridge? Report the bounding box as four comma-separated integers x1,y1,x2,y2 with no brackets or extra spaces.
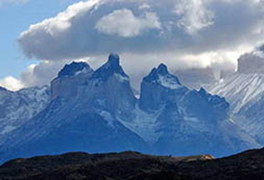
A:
0,54,259,164
0,85,50,137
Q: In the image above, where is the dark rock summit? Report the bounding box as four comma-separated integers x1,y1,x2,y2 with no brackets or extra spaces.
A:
58,61,90,78
92,53,127,81
51,61,94,99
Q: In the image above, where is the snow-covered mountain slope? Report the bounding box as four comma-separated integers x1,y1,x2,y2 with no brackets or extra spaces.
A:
0,54,259,163
206,53,264,145
0,86,50,136
207,73,264,113
234,99,264,144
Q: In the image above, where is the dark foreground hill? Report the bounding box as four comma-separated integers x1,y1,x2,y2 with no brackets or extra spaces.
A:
1,148,264,180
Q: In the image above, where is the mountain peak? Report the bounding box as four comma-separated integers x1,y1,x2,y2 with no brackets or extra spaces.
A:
51,62,93,99
105,53,122,71
146,64,168,80
93,54,127,80
157,63,169,75
143,64,181,87
108,53,120,67
58,62,92,78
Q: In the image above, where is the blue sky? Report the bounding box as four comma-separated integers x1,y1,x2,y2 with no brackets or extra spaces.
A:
1,0,264,91
0,0,80,79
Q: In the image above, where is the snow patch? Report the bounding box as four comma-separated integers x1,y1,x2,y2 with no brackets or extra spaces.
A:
184,116,200,122
1,125,16,135
114,73,129,83
207,73,264,113
118,105,162,143
100,111,115,128
158,75,180,89
74,67,91,76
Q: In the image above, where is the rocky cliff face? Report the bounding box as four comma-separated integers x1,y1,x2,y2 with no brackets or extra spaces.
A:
51,62,94,99
238,53,264,74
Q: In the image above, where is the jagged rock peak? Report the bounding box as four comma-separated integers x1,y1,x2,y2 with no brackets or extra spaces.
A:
146,63,169,79
157,63,169,75
108,53,120,67
93,53,127,80
103,53,123,72
58,61,92,78
144,63,181,87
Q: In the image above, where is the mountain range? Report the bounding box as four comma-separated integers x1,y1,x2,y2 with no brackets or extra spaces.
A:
0,54,260,164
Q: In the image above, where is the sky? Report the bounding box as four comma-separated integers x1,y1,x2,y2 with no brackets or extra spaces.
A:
0,0,83,90
1,0,264,91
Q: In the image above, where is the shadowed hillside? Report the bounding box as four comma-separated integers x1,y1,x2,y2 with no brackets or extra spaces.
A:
1,148,264,180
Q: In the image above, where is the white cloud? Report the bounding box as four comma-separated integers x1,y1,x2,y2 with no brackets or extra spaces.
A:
95,9,161,38
0,76,24,91
175,0,214,34
20,0,100,37
18,0,217,61
18,0,264,61
0,61,69,91
19,61,71,88
12,0,264,89
6,57,93,90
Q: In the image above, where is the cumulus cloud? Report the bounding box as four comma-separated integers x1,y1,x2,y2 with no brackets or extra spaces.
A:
18,0,264,60
19,61,67,87
18,0,214,61
174,0,214,34
9,0,264,89
0,76,24,91
95,9,161,37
